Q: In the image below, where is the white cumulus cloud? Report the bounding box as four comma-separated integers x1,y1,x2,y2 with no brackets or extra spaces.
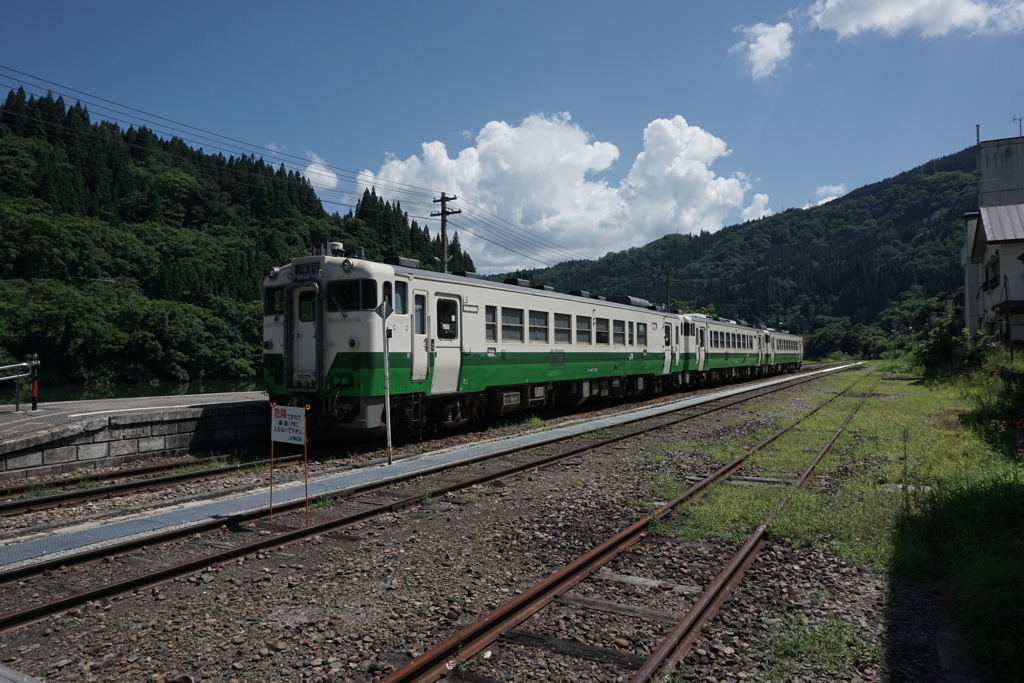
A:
363,113,767,272
741,193,773,221
303,152,339,191
731,22,794,79
809,0,1024,37
803,183,848,208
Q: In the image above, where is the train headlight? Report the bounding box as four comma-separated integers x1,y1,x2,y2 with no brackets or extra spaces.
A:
341,258,354,273
349,338,358,348
267,266,280,279
262,340,273,350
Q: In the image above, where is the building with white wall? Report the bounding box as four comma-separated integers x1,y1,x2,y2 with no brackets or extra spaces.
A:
964,136,1024,344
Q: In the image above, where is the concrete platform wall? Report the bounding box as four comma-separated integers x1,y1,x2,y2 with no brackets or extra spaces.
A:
0,402,268,480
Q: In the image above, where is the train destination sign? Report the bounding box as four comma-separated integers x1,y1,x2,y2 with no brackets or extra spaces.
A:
271,405,306,444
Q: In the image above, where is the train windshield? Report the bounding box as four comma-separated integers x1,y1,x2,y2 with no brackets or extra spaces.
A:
327,280,378,311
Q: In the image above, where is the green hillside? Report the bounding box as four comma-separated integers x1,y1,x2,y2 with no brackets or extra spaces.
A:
0,88,472,385
504,148,975,357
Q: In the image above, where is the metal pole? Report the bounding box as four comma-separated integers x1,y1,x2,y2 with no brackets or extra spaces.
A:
381,304,394,464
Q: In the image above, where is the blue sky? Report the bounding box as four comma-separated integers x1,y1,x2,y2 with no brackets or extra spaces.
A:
3,1,1023,272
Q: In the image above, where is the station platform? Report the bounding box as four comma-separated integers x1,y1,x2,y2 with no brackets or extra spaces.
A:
0,392,269,480
0,366,851,572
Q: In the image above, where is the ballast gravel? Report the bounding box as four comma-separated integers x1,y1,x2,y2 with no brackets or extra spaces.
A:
0,382,977,682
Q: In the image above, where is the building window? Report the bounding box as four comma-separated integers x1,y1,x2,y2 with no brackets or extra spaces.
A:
554,313,571,343
576,316,592,344
502,308,524,342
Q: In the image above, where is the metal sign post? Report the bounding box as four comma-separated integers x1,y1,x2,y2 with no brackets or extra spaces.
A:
375,301,395,464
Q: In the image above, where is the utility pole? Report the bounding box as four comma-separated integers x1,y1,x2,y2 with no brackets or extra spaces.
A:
432,193,461,273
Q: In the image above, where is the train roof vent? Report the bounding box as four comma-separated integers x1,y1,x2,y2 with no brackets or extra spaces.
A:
454,271,480,279
532,284,554,292
570,290,590,298
647,303,667,312
591,294,607,301
504,278,531,287
609,294,652,308
383,256,421,269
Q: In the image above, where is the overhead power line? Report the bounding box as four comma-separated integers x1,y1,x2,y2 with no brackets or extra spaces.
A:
0,65,594,269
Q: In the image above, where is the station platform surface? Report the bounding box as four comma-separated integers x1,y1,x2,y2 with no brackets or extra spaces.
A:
0,391,268,444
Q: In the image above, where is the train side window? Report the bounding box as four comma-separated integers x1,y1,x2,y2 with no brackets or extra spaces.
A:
395,282,408,314
613,320,625,345
502,308,524,342
436,298,458,340
596,318,610,345
298,289,316,322
637,322,647,346
529,310,549,343
675,325,680,345
664,324,670,346
265,286,285,315
698,328,705,347
628,321,634,346
414,295,426,334
485,306,497,342
576,316,592,344
382,282,393,310
554,313,571,344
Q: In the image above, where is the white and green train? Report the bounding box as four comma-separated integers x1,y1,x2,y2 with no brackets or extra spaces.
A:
262,243,803,435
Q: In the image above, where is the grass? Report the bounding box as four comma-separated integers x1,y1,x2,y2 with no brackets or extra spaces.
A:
173,456,231,474
763,612,883,676
645,363,1024,680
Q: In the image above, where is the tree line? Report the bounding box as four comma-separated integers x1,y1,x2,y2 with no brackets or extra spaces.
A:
0,88,473,384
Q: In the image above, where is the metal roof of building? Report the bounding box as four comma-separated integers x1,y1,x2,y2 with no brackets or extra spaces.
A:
981,204,1024,243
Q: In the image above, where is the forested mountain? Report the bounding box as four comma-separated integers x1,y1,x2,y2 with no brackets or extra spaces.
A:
0,88,473,384
503,148,975,357
0,86,974,382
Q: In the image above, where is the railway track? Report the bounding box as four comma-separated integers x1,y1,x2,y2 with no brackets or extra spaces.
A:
382,373,877,681
0,372,829,519
0,366,897,682
0,369,848,634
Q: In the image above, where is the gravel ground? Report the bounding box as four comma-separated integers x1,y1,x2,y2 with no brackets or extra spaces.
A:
0,380,980,682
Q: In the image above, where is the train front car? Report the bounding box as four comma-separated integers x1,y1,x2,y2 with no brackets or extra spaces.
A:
263,243,397,434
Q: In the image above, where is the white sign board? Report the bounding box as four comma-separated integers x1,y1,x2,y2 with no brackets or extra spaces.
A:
271,405,306,444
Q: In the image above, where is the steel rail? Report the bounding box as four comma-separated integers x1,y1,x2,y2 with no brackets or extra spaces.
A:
381,374,866,682
0,455,309,516
0,370,847,634
630,377,880,681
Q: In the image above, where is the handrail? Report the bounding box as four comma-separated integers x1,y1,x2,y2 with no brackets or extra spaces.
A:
1,356,40,411
0,362,35,383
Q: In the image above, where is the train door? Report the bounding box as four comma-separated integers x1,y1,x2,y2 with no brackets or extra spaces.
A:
662,322,672,374
695,324,707,371
431,294,462,394
766,335,775,366
287,283,320,390
411,291,428,382
675,323,682,369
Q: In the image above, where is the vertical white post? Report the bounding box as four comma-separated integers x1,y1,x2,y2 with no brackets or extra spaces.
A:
376,302,394,464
